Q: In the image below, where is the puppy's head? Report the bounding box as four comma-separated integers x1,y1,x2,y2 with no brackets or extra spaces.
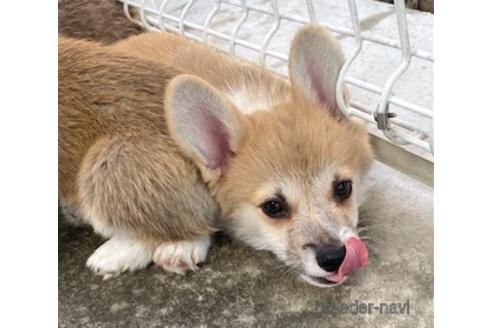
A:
166,25,373,287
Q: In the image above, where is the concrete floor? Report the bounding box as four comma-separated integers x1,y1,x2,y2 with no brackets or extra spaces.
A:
59,161,433,327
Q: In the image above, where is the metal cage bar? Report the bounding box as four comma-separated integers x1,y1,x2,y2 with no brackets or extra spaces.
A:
118,0,434,185
228,0,248,54
259,0,280,65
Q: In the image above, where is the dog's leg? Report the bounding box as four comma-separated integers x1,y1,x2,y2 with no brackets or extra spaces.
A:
78,137,217,277
153,235,211,275
86,233,153,279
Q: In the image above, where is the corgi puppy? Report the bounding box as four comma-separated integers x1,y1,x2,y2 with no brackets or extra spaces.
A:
59,25,373,288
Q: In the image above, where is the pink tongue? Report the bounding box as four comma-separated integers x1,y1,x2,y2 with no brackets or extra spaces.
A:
327,237,368,283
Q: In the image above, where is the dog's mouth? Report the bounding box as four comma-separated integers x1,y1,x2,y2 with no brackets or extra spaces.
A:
300,237,369,288
300,273,347,288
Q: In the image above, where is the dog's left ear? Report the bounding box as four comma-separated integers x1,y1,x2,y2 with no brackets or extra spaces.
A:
165,75,245,182
289,25,345,118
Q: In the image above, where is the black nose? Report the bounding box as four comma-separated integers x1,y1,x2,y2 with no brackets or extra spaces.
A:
316,245,346,272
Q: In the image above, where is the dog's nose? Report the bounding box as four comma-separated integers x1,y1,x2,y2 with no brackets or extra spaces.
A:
316,244,346,272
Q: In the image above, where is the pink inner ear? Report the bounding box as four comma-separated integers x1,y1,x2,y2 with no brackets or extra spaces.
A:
307,64,339,118
196,106,231,169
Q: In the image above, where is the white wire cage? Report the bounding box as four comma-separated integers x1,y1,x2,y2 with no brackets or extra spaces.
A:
118,0,434,185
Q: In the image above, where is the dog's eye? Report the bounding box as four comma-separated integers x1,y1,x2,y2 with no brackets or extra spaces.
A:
334,180,352,201
261,198,289,219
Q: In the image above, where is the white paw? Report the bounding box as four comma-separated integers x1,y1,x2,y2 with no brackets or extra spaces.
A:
153,236,211,275
86,235,153,279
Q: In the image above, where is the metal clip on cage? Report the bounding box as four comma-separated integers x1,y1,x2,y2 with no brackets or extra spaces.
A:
119,0,434,186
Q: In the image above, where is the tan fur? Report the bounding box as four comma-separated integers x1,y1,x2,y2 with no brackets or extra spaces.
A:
113,32,291,112
59,37,217,244
113,29,372,232
115,28,373,283
60,25,374,284
58,0,141,44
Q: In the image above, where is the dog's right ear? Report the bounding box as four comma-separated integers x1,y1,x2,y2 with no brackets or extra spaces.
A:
165,75,244,181
289,25,346,119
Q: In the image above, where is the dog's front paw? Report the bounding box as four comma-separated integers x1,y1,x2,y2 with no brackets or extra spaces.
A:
153,236,211,275
86,235,153,280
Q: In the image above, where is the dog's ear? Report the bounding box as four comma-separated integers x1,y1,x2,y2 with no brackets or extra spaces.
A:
289,25,346,118
165,75,244,180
